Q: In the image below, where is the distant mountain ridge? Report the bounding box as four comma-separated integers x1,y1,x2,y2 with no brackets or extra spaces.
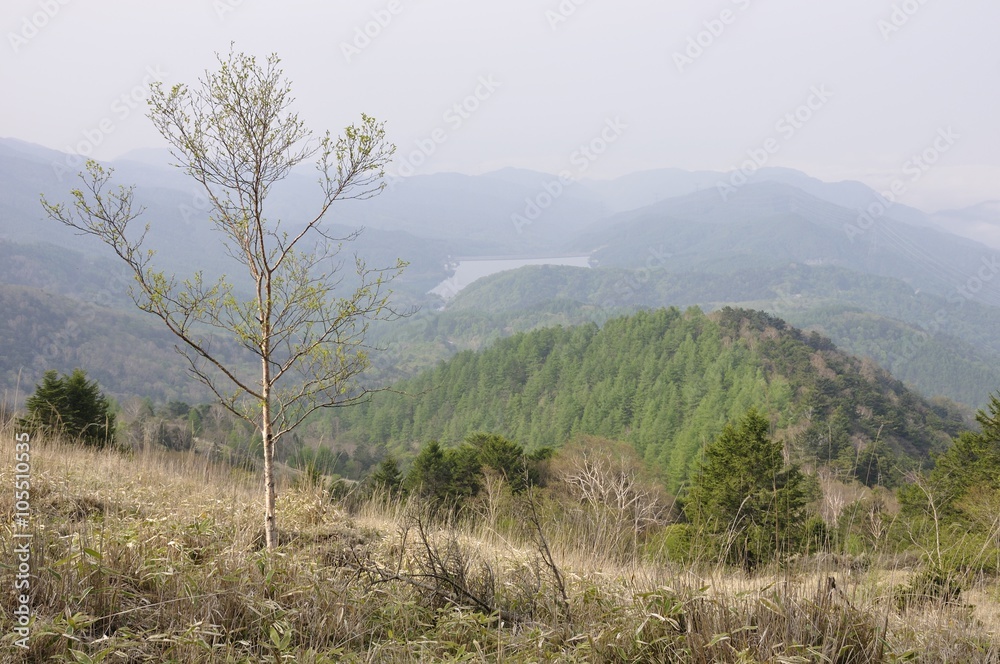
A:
3,138,977,251
930,200,1000,249
3,138,999,412
577,181,995,306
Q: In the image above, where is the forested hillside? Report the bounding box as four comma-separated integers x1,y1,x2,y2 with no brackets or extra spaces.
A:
440,263,1000,407
331,308,965,490
0,284,224,403
6,141,1000,413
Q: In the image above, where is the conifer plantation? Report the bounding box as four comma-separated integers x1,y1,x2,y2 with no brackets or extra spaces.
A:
3,308,999,661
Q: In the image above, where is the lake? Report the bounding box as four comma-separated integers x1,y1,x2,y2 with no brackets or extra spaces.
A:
430,255,592,300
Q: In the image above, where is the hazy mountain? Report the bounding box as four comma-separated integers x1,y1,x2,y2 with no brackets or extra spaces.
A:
582,168,722,213
581,166,936,227
0,139,463,301
739,167,936,228
0,283,222,404
5,137,979,267
4,138,1000,411
577,182,999,307
327,169,608,251
930,201,1000,249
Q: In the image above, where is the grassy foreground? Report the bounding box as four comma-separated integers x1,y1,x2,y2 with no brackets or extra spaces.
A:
1,429,999,662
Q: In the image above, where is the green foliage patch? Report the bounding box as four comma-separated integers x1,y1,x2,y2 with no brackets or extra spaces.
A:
334,308,960,491
20,368,117,447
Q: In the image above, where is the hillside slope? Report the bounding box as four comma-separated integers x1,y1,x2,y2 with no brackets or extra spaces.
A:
579,182,996,307
443,264,1000,408
0,284,227,404
332,308,965,490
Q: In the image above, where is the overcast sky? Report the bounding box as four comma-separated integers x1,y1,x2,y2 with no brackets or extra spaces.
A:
2,0,998,211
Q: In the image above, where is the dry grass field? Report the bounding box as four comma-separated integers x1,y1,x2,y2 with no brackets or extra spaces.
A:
2,428,998,662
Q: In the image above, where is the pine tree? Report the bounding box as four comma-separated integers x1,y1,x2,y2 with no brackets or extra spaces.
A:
685,409,805,569
976,392,1000,441
22,369,117,447
914,391,1000,513
405,441,452,501
22,371,67,434
468,432,530,492
369,456,404,497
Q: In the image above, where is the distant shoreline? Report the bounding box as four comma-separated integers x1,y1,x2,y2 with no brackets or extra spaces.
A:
430,256,592,300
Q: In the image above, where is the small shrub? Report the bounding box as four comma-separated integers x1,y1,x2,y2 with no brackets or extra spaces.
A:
646,523,695,564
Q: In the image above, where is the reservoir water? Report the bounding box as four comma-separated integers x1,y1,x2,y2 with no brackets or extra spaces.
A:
430,255,591,300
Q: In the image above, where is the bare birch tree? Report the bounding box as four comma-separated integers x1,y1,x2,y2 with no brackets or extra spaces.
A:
41,49,403,550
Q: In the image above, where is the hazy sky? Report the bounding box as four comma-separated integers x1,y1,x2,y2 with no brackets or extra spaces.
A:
3,0,998,211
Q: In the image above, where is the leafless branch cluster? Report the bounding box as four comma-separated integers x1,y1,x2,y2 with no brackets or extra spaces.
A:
557,446,673,557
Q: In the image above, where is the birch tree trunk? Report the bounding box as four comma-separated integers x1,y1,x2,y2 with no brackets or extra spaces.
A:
41,48,402,553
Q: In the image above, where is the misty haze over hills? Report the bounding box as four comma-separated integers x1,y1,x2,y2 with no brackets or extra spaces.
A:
7,6,1000,656
3,137,1000,410
7,138,995,250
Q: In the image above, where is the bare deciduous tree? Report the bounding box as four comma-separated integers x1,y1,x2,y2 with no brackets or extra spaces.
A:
557,442,672,557
42,49,403,550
